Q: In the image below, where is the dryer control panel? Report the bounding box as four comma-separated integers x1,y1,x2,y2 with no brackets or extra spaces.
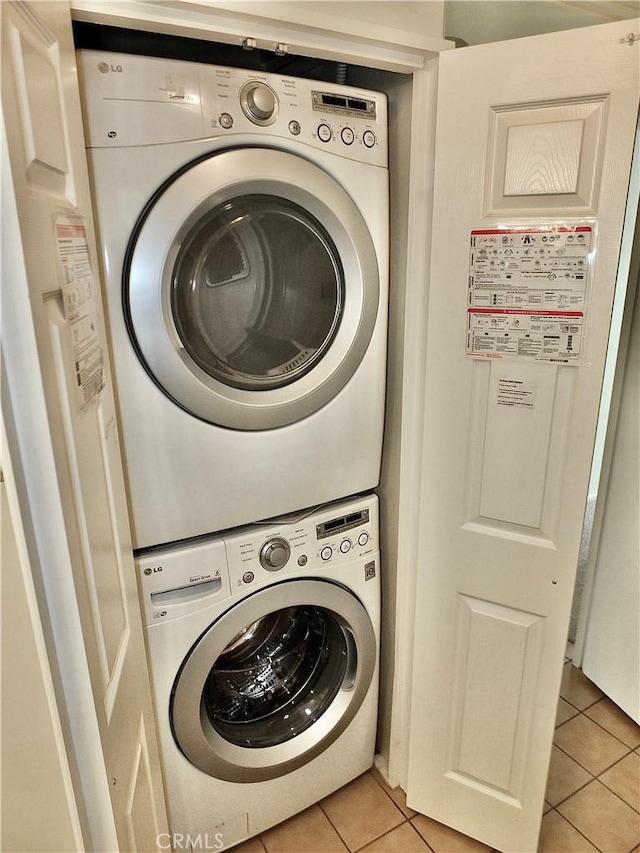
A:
76,50,388,167
223,492,379,593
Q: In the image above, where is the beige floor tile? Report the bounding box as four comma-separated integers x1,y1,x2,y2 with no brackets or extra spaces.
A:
584,697,640,748
320,771,404,851
261,804,348,853
599,751,640,812
553,713,629,775
410,813,491,853
559,663,603,711
370,768,417,818
555,697,579,727
557,779,640,853
545,745,592,806
234,836,268,853
537,810,598,853
359,822,432,852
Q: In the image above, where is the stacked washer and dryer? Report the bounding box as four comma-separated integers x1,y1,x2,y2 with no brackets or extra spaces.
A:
78,49,388,850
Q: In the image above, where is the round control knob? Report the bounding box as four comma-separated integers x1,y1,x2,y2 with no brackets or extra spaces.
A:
340,539,352,554
321,546,333,562
240,81,279,125
259,537,290,571
358,531,370,547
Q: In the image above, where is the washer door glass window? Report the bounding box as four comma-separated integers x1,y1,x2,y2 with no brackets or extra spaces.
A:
203,604,349,747
170,579,377,782
172,195,343,391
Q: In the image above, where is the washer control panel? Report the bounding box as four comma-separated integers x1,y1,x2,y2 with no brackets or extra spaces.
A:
223,493,379,592
136,536,231,626
76,50,387,167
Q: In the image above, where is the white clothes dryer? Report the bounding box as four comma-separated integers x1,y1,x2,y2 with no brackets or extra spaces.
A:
77,51,388,549
136,493,380,850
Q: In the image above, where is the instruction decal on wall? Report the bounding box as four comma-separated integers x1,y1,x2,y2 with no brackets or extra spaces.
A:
54,215,105,409
466,226,592,363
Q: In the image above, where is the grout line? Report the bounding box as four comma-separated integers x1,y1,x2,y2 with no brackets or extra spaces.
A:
408,816,437,853
582,706,640,750
316,799,351,852
547,806,606,853
593,765,640,815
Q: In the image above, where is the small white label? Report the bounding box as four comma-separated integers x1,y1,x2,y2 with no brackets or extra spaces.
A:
496,378,537,409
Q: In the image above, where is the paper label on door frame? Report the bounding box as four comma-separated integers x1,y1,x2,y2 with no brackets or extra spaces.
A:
54,214,105,409
466,225,593,363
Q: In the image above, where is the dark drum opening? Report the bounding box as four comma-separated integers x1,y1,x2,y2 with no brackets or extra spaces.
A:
171,194,344,391
203,606,349,748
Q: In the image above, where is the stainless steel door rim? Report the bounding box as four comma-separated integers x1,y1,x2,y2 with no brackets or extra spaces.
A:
171,579,376,782
126,148,380,430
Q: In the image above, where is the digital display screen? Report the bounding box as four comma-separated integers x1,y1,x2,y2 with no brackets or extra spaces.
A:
316,509,370,539
323,95,348,108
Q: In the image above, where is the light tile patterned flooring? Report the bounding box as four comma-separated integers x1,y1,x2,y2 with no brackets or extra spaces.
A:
234,661,640,853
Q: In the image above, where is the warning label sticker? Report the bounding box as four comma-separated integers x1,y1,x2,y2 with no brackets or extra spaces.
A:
466,226,592,363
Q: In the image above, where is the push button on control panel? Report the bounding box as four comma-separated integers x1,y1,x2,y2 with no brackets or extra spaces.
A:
340,539,352,554
340,127,354,145
362,129,376,148
320,545,333,561
317,123,332,143
358,532,370,547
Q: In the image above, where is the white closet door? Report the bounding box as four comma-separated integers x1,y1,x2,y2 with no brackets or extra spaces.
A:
407,19,639,853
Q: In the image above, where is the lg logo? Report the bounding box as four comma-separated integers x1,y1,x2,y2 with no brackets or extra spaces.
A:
143,565,163,576
98,61,123,73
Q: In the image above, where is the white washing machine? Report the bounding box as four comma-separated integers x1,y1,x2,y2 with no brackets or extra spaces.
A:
77,51,388,550
136,492,380,850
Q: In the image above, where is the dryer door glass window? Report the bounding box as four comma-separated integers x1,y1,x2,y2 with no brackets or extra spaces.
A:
171,195,344,391
202,605,353,748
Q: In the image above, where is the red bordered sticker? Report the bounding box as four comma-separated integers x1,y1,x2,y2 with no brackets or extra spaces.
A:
466,226,592,363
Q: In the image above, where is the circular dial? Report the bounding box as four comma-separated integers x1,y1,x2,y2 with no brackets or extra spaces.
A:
240,81,279,125
259,537,291,571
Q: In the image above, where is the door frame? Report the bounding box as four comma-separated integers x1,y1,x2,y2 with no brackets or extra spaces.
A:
573,126,640,668
1,106,119,852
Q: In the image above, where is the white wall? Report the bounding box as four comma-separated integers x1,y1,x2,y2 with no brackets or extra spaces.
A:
445,0,639,45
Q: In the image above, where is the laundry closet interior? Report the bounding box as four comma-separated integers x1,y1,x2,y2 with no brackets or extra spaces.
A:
2,3,639,853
